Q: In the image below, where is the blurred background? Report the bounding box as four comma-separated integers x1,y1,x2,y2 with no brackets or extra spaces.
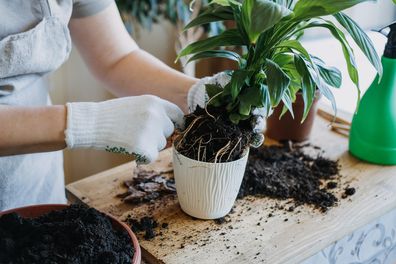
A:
48,0,396,184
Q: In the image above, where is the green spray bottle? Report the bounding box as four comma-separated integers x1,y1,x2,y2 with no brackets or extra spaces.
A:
349,23,396,165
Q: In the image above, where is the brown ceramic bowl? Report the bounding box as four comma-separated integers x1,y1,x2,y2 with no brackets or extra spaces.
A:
0,204,141,264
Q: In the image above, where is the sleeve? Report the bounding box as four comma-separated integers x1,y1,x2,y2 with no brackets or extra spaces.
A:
72,0,114,18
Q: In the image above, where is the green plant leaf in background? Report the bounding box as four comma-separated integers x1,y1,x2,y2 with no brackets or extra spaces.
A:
334,12,383,78
210,0,241,6
293,0,375,20
294,55,316,121
176,29,244,60
242,0,293,43
297,20,360,95
184,5,234,30
312,56,342,88
265,59,291,106
187,50,241,64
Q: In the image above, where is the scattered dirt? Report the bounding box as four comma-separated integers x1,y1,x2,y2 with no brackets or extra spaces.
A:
174,106,253,163
125,215,168,241
342,187,356,199
327,181,338,189
238,143,342,211
117,167,176,204
0,204,133,264
118,143,356,250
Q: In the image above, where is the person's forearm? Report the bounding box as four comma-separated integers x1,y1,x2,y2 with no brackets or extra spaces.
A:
69,3,197,113
101,49,197,112
0,105,66,156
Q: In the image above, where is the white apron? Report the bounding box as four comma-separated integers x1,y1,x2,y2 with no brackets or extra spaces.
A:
0,0,72,210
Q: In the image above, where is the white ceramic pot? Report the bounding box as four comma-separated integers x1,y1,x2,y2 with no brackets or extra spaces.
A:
172,147,249,219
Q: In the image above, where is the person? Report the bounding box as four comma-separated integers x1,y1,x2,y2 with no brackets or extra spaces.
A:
0,0,199,211
0,0,266,212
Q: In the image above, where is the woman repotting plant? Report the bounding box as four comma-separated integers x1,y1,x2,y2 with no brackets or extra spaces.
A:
173,0,381,219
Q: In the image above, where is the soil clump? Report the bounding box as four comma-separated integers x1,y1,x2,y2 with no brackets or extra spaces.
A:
175,106,253,163
125,215,168,241
0,204,133,264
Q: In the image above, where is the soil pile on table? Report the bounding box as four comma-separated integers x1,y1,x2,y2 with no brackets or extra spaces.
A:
239,143,340,211
117,167,176,204
175,106,253,163
0,204,133,264
125,215,167,241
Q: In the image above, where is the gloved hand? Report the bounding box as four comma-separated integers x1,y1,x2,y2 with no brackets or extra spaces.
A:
65,95,184,164
188,72,266,147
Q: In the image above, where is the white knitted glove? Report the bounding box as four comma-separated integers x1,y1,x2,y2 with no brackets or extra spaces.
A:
188,72,266,147
65,95,184,164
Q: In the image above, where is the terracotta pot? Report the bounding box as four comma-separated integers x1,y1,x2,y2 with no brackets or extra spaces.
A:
0,204,141,264
266,91,321,142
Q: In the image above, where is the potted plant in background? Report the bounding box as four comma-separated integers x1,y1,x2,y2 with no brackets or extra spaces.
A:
173,0,381,219
115,0,225,76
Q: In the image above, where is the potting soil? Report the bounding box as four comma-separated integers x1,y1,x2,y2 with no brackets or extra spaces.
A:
0,204,134,264
239,143,341,211
175,106,253,163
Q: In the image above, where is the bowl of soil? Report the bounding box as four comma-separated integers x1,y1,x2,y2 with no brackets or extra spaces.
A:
0,204,141,264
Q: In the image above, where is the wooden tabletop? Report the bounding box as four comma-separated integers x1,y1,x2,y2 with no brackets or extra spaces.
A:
66,111,396,264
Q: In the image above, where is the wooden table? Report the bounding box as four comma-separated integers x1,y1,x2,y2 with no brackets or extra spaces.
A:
66,112,396,264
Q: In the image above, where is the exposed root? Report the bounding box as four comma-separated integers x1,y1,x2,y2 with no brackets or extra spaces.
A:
175,106,253,163
214,141,231,163
227,137,242,161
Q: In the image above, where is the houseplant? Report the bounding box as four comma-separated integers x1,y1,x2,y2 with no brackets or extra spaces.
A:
172,0,382,219
115,0,224,76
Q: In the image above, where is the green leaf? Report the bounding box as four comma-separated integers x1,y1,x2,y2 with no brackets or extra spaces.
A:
280,87,294,119
293,0,374,20
184,5,234,30
229,1,250,45
273,53,294,67
229,112,250,124
300,19,360,104
238,83,267,116
238,99,252,115
187,50,241,64
176,29,245,61
210,0,241,7
312,56,342,88
205,84,223,99
230,70,250,100
276,40,312,62
265,59,291,106
294,55,316,121
242,0,293,43
334,12,382,78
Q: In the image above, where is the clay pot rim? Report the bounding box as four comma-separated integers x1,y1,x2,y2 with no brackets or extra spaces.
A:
0,204,141,264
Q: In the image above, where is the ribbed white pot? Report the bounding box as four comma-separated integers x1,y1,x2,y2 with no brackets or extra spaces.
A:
172,147,249,219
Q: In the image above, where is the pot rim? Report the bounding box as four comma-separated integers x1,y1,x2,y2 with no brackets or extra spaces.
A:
0,204,141,264
173,145,249,166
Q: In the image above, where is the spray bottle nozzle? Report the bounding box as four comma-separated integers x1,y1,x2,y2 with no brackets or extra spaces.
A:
375,21,396,58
